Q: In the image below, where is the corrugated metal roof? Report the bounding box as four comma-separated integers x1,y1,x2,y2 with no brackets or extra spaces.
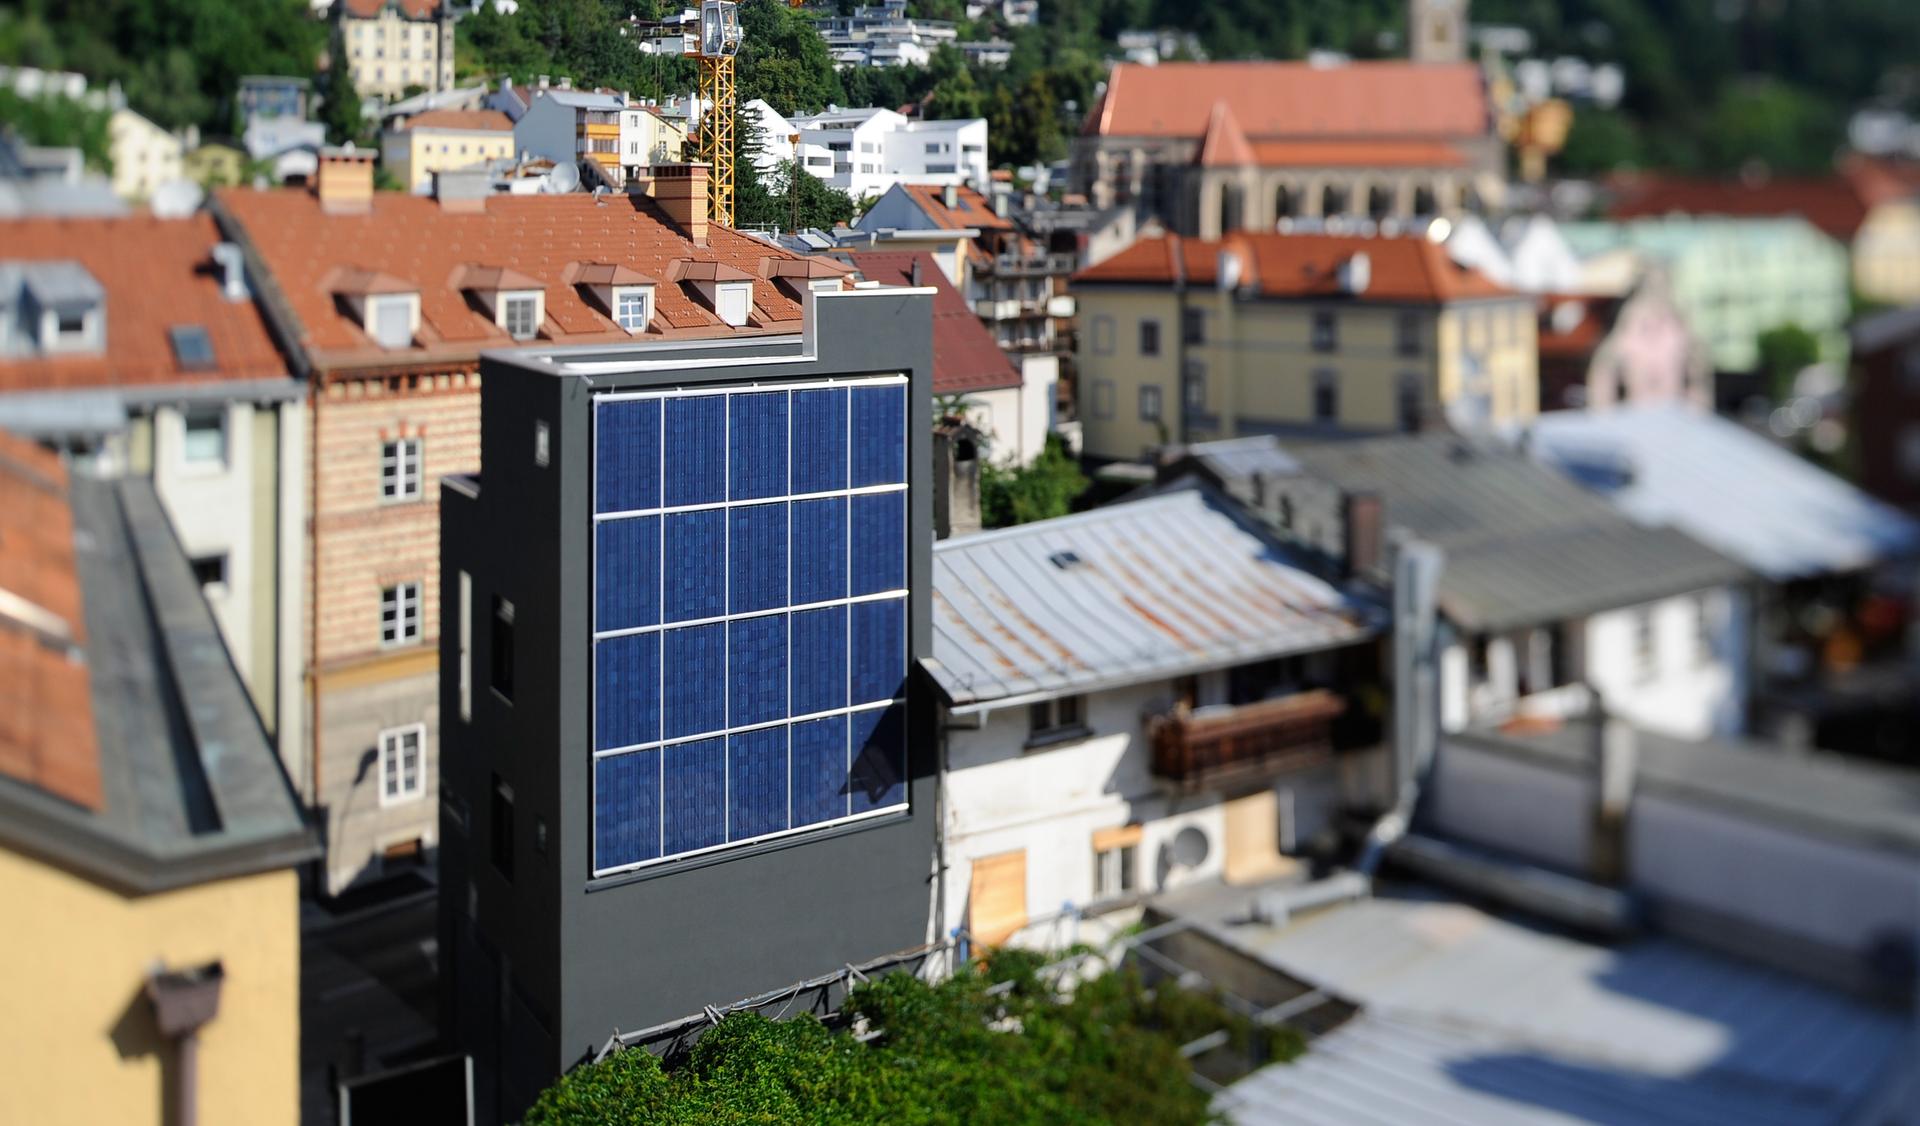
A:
1526,407,1920,581
1218,894,1905,1126
1193,434,1748,632
926,485,1381,707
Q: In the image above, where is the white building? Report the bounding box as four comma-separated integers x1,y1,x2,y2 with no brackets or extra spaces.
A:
924,485,1387,950
816,0,958,70
1446,213,1586,294
779,106,989,202
108,108,185,201
1179,434,1753,742
511,86,629,184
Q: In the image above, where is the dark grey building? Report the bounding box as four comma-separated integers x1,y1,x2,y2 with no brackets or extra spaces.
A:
438,289,939,1122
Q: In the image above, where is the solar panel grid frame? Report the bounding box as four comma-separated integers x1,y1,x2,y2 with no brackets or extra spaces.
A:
590,375,910,877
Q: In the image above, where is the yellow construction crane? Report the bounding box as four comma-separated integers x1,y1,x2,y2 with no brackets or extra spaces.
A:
693,1,744,226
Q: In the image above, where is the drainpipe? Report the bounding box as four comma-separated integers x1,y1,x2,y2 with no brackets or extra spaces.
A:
146,962,225,1126
1358,534,1444,875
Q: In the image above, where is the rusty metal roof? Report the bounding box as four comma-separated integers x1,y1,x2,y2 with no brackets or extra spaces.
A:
926,485,1382,708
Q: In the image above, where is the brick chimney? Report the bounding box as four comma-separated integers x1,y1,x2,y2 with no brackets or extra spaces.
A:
316,147,375,215
1342,491,1383,578
932,422,982,540
650,163,709,245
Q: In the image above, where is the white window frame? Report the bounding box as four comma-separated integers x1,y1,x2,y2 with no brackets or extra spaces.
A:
181,407,228,468
1094,840,1137,899
381,436,423,502
1632,607,1658,683
382,581,422,647
378,722,427,806
367,293,418,349
1139,384,1162,423
715,281,753,327
501,291,541,340
614,286,653,333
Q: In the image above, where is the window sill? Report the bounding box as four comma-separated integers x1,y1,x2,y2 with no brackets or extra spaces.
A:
1023,725,1093,753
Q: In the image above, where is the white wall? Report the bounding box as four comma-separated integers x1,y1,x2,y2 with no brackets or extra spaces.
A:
942,682,1229,949
1586,589,1746,739
1429,739,1596,872
794,110,986,201
511,96,574,167
153,401,259,687
961,353,1055,468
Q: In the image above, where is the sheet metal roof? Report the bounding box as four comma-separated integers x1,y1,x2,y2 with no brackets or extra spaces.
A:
926,485,1381,707
1197,434,1747,632
1525,407,1920,580
1216,893,1905,1126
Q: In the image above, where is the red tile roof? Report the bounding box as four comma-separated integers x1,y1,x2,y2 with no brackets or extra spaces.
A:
0,213,288,394
1086,61,1490,141
1605,161,1919,242
1248,140,1470,168
0,429,100,812
214,189,816,371
1195,102,1256,169
1074,231,1512,303
849,250,1019,394
899,183,1014,233
341,0,441,18
400,109,513,133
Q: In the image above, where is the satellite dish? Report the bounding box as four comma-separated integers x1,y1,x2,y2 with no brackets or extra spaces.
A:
149,179,205,219
1169,826,1210,869
545,162,580,194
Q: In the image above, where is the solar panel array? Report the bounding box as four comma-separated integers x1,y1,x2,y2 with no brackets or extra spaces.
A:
591,377,910,876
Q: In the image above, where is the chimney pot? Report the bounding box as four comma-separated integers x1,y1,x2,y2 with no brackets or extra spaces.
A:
1342,491,1383,577
315,149,375,215
650,162,710,245
942,183,958,210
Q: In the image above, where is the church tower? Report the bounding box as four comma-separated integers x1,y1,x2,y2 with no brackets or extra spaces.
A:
1409,0,1467,63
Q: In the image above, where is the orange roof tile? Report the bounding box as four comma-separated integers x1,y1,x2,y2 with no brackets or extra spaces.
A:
849,250,1019,395
1074,231,1512,304
401,109,512,133
1195,102,1256,169
0,429,100,812
574,262,659,286
1248,140,1470,168
1606,171,1893,243
899,183,1014,233
215,189,814,370
0,213,288,393
341,0,441,18
1087,61,1490,141
453,264,545,291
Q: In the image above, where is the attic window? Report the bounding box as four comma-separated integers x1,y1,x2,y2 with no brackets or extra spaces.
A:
369,295,416,349
169,325,215,372
715,281,752,328
614,287,652,332
502,294,539,340
1048,550,1083,570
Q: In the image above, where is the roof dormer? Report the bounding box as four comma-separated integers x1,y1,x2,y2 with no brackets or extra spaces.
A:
331,267,419,350
673,260,756,328
573,263,659,334
456,265,546,341
4,262,107,357
761,256,852,302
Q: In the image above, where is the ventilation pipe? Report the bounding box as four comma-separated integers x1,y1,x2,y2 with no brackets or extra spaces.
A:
1358,534,1444,876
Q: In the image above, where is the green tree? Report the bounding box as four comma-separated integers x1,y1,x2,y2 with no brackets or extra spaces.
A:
317,56,369,147
0,88,113,170
981,434,1088,527
1757,322,1821,402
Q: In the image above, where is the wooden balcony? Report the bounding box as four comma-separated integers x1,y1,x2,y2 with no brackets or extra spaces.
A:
1148,690,1345,793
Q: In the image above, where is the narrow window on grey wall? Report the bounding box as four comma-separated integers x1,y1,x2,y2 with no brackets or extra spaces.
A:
1398,373,1422,433
1138,319,1160,356
1184,361,1205,411
491,595,515,702
1139,384,1162,422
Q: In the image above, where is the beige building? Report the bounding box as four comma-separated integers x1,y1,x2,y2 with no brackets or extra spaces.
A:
1072,231,1536,463
381,108,515,191
336,0,455,102
1072,60,1504,237
108,108,185,200
622,100,687,174
0,431,314,1126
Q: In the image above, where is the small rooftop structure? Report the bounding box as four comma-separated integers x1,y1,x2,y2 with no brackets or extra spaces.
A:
1525,406,1920,580
925,483,1381,708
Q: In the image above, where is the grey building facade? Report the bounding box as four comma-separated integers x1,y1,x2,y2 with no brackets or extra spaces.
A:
438,288,939,1122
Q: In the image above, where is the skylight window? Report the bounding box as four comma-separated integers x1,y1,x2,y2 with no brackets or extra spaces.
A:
169,325,216,372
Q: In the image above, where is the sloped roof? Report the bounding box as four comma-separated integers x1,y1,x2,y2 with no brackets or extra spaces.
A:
400,109,512,133
340,0,441,17
1074,232,1512,304
1604,164,1914,243
215,188,813,371
1194,101,1255,168
1248,140,1470,168
899,183,1014,233
848,249,1018,395
1086,61,1490,140
1190,433,1745,632
926,484,1381,706
0,213,288,393
1527,406,1920,580
0,429,98,812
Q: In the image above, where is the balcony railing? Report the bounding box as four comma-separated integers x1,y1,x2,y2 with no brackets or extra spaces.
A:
1148,690,1345,793
992,251,1078,276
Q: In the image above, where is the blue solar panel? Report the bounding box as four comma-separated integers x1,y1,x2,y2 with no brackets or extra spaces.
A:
590,378,909,876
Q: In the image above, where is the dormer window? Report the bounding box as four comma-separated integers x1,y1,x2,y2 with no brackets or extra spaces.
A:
673,259,757,329
714,281,751,327
455,265,546,342
571,263,659,335
6,261,106,357
331,268,419,350
615,288,652,332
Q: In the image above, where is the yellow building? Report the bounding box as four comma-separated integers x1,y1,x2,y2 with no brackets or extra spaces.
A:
336,0,455,102
108,107,185,200
622,101,688,174
381,108,516,191
0,432,315,1126
1071,231,1537,462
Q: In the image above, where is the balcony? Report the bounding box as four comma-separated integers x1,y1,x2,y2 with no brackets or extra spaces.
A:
975,298,1022,321
992,251,1079,277
1148,690,1345,793
1046,294,1076,319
